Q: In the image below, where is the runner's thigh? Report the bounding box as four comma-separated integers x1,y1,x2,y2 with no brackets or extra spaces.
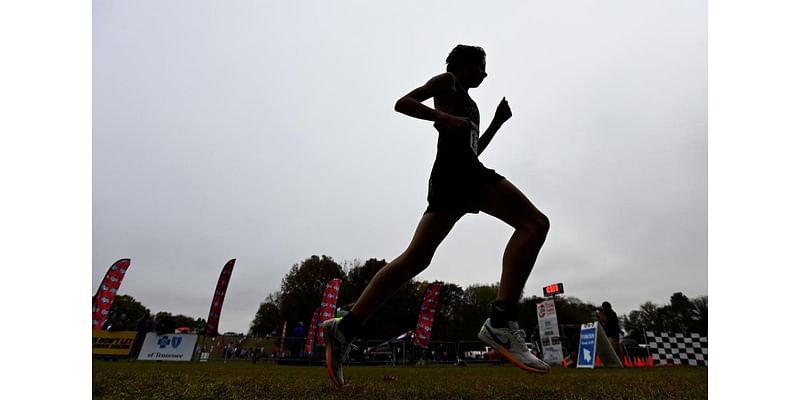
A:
476,179,545,230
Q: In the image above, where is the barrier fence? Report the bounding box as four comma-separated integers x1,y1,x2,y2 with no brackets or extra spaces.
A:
93,331,707,367
93,332,511,366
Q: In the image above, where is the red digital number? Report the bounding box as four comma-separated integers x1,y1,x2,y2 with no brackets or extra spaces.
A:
543,283,563,296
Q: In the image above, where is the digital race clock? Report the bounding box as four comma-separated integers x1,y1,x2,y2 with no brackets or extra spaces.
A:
543,283,564,297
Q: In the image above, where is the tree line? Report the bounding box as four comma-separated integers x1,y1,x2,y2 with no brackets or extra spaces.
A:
248,255,708,342
102,295,208,335
102,254,707,341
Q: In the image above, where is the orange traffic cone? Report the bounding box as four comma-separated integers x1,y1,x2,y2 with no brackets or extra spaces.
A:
595,355,603,367
623,356,632,367
646,356,654,367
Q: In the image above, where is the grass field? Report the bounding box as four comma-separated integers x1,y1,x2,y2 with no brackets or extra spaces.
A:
93,361,707,400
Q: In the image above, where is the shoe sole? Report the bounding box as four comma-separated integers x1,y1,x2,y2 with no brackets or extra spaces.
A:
479,329,550,374
323,325,344,388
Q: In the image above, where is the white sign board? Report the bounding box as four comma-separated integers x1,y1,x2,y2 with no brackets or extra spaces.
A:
137,333,198,362
536,299,563,365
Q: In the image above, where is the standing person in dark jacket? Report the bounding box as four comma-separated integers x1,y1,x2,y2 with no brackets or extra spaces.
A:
131,312,153,358
291,322,306,358
598,301,624,360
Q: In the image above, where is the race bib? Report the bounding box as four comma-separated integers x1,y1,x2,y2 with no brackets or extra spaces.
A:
469,122,479,155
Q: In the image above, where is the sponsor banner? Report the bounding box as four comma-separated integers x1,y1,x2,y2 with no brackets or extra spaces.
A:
92,259,131,330
413,282,443,349
138,333,198,362
205,259,236,337
315,279,342,346
536,299,563,365
92,330,137,356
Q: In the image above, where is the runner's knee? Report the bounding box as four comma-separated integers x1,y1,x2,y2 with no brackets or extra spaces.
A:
520,211,549,238
400,246,436,274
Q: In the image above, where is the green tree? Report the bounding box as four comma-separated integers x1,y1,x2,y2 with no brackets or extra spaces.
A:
622,293,708,337
151,312,203,333
633,301,664,332
154,312,177,334
338,258,384,308
173,314,204,331
662,292,692,333
552,296,598,327
336,258,430,339
462,283,499,312
688,295,708,336
359,279,421,340
517,297,540,337
194,318,208,335
621,310,647,338
106,294,150,330
249,291,282,336
278,255,346,329
457,283,499,339
430,282,465,341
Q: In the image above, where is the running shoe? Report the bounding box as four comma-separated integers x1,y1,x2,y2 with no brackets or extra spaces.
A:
321,318,357,387
478,318,550,374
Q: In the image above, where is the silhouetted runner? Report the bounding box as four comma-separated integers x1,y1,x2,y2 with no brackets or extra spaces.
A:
323,45,551,387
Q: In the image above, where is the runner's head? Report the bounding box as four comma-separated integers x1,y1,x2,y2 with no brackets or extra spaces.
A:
446,44,487,88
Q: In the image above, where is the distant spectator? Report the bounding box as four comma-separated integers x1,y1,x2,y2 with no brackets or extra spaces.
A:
598,301,624,361
131,313,153,358
252,347,264,364
291,322,306,358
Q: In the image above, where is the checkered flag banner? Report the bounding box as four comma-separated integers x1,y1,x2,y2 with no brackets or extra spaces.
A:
645,331,708,366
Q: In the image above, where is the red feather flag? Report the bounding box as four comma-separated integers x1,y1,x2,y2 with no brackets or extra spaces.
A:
315,278,342,345
92,259,131,331
279,321,288,355
413,282,443,349
205,259,236,337
304,308,320,354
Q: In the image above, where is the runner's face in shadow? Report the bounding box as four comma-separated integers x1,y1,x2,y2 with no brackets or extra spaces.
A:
458,57,487,88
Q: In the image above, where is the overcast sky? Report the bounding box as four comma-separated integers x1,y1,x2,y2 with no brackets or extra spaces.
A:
93,0,707,334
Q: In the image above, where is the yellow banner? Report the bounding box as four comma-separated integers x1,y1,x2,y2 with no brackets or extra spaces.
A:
92,331,138,356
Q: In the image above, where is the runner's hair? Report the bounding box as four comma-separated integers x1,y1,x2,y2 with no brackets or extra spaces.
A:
446,45,485,72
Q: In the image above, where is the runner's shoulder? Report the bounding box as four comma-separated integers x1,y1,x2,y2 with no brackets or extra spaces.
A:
426,72,457,94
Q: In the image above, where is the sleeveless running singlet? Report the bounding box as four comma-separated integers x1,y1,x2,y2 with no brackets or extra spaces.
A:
426,84,505,214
